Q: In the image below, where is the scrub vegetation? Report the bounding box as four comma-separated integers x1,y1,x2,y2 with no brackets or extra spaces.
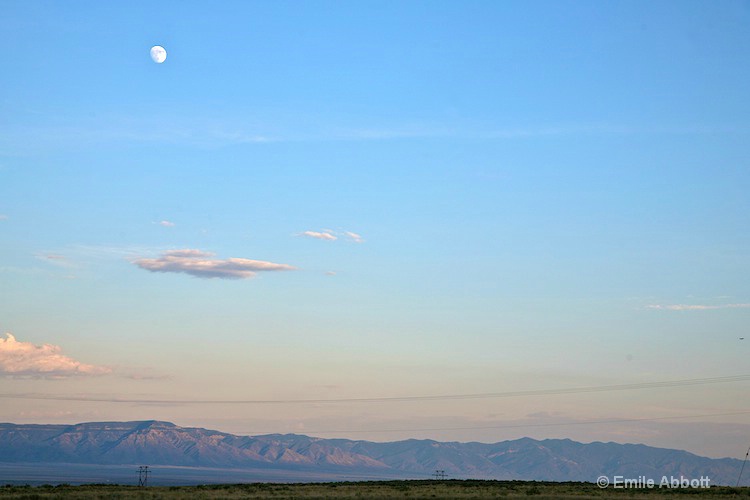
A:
1,481,749,499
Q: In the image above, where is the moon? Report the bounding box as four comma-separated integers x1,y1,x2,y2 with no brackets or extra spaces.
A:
150,45,167,64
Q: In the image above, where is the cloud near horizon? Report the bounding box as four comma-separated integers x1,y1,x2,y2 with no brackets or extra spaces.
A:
133,249,296,279
0,333,111,378
647,303,750,311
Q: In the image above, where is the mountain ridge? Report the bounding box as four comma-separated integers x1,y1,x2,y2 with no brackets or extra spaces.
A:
0,420,745,485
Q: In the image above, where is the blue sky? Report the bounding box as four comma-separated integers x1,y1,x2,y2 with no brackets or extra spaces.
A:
1,0,750,459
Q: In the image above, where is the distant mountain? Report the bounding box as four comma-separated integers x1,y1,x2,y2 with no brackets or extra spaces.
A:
0,420,744,485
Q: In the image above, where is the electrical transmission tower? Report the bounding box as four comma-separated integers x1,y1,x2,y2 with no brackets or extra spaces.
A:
432,469,447,480
137,465,151,487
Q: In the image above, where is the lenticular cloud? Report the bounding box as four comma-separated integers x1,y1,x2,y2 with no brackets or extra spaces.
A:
134,249,296,279
0,333,111,378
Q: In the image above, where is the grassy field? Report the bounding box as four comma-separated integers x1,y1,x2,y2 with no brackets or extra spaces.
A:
1,481,749,499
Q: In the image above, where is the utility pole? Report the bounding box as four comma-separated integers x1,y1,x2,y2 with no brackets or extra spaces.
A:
137,465,151,487
432,469,447,480
738,445,750,487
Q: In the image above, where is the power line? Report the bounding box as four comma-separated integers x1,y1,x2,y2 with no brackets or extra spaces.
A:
0,374,748,405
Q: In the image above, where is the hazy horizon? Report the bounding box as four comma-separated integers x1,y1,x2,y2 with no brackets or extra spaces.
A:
1,0,749,461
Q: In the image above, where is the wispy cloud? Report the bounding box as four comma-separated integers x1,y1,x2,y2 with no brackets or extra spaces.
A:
484,124,630,139
133,249,296,279
158,220,175,227
123,372,171,381
0,333,111,378
646,303,750,311
484,123,749,140
0,215,7,221
299,230,337,241
343,231,364,243
0,117,277,155
64,244,169,260
4,114,744,157
297,229,364,243
27,244,171,274
41,254,66,260
35,253,76,269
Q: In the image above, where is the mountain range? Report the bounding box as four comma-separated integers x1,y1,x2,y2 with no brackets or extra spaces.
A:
0,420,745,485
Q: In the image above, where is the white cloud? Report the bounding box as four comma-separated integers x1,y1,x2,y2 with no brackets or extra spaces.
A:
646,303,750,311
0,333,111,378
298,229,364,243
159,220,175,227
344,231,364,243
0,215,7,221
299,230,338,241
134,249,296,279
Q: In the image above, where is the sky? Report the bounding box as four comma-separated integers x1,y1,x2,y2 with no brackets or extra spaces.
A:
1,0,749,460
